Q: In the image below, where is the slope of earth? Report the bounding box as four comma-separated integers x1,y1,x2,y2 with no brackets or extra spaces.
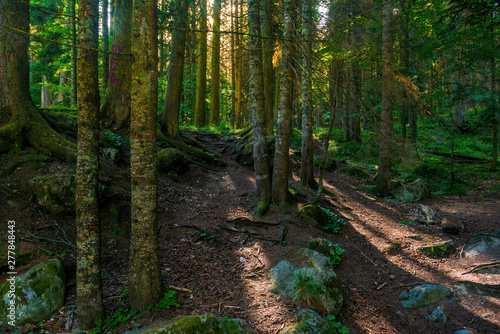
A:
0,131,499,334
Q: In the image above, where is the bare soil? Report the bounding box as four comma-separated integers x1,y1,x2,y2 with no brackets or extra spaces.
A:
1,131,499,334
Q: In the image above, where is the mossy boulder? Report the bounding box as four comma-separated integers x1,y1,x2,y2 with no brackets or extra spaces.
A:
298,204,328,228
392,178,430,202
429,306,447,323
280,308,337,334
0,259,66,326
399,284,452,309
308,238,330,257
269,249,343,316
157,148,189,175
29,174,76,215
125,315,253,333
339,165,371,179
419,240,454,257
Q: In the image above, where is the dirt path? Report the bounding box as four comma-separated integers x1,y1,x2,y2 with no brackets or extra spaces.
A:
0,131,499,333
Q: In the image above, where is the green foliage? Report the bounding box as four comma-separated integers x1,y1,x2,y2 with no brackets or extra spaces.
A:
293,270,322,307
37,249,66,258
101,131,124,147
399,220,417,226
156,290,178,309
119,286,129,299
326,315,349,333
89,308,143,334
327,242,345,267
196,231,216,243
319,207,346,234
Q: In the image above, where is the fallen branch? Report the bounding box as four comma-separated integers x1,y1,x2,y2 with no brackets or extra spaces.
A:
462,261,500,275
226,217,280,226
168,285,193,294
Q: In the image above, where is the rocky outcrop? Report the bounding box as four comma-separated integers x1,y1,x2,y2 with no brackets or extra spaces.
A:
29,174,76,215
0,259,66,326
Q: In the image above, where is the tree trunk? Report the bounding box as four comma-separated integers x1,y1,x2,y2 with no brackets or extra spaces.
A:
70,0,77,106
76,0,103,328
248,0,271,217
101,0,109,91
234,0,242,128
0,0,76,160
100,0,132,134
260,0,274,135
57,71,68,103
161,0,188,138
129,0,163,311
272,0,294,211
209,0,222,126
274,57,281,124
41,75,52,108
159,0,165,76
377,1,394,197
490,26,498,171
300,0,316,189
195,0,208,127
230,0,236,127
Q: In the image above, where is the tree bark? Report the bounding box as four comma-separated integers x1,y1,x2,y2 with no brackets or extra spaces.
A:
300,0,316,189
260,0,274,135
249,0,271,217
161,0,188,138
101,0,109,91
195,0,208,127
76,0,103,328
234,0,243,128
100,0,132,134
0,0,76,160
129,0,163,311
377,1,394,197
70,0,77,106
272,0,294,211
210,0,222,126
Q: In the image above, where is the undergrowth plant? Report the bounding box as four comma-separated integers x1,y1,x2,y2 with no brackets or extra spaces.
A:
155,290,178,309
293,270,322,308
319,207,346,233
328,242,345,267
326,315,349,333
89,308,143,334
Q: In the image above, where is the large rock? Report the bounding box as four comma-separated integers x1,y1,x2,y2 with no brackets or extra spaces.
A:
392,178,430,202
307,238,330,257
29,174,76,215
298,205,329,228
419,240,455,257
410,204,440,225
269,248,343,315
125,315,253,333
399,284,452,309
280,308,337,334
461,231,500,261
157,148,189,175
0,259,66,326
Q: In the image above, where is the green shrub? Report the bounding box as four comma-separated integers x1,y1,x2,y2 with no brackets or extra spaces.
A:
293,270,322,307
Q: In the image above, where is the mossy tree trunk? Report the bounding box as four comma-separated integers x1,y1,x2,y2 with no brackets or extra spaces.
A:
161,0,188,138
101,0,109,91
300,0,316,189
100,0,132,134
260,0,274,135
377,1,394,197
249,0,271,217
234,0,243,128
209,0,222,126
194,0,208,127
0,0,76,160
76,0,103,329
129,0,163,311
272,0,294,211
70,0,77,106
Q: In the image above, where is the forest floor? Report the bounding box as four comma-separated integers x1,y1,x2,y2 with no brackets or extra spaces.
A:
1,130,499,334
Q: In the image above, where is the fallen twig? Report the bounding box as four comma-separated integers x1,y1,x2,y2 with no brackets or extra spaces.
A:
21,230,75,247
168,285,193,294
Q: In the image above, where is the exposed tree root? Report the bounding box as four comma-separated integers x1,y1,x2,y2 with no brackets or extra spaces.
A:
252,196,271,218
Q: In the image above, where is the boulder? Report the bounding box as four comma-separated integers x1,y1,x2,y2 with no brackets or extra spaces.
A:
308,238,330,257
428,306,447,323
157,148,189,175
392,178,430,202
298,205,329,228
410,204,440,225
269,249,343,315
124,315,253,334
452,281,500,298
419,240,455,257
280,308,337,334
399,284,452,309
0,259,66,326
461,231,500,261
29,174,76,215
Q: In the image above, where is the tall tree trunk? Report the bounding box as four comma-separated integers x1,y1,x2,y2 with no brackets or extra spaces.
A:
70,0,77,106
129,0,163,311
249,0,271,217
274,57,281,124
377,1,394,197
100,0,132,134
0,0,76,160
230,0,236,127
159,0,165,76
195,0,208,127
102,0,109,91
400,0,409,145
41,75,52,108
210,0,222,126
76,0,103,328
234,0,242,128
490,26,498,171
161,0,188,138
300,0,316,189
260,0,274,134
272,0,294,211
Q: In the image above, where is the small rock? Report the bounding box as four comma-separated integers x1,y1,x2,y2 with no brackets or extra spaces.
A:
307,238,330,257
280,308,336,334
392,178,430,202
405,235,422,241
419,240,454,256
429,306,447,322
453,330,472,334
395,311,409,318
399,284,452,309
29,174,76,215
7,200,19,208
297,204,329,228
